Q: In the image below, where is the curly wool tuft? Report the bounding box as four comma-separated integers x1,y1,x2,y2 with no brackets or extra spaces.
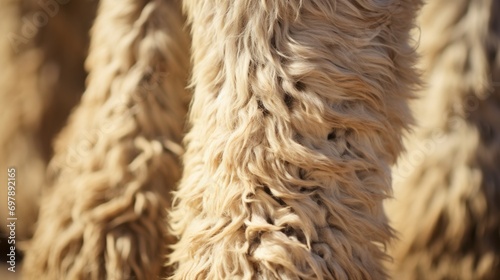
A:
387,0,500,279
22,0,190,279
169,0,422,279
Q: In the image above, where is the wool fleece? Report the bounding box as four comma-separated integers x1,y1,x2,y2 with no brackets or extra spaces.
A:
169,0,421,279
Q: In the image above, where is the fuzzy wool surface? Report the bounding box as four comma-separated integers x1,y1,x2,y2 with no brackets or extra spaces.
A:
0,0,96,242
169,0,421,279
22,0,190,279
387,0,500,279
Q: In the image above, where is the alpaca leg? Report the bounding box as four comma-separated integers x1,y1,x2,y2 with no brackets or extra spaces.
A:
22,0,190,279
169,0,421,279
387,0,500,278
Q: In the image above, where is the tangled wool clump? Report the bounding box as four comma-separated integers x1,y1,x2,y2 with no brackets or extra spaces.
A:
169,0,421,279
387,0,500,278
22,0,190,279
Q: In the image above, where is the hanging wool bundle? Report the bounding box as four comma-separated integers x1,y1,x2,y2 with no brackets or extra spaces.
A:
387,0,500,278
23,0,190,279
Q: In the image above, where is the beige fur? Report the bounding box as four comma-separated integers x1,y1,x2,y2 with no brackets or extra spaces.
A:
387,0,500,278
169,0,421,279
22,0,190,279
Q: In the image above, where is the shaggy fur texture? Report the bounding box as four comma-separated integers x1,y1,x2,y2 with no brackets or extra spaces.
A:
169,0,421,279
22,0,190,279
387,0,500,278
0,0,96,242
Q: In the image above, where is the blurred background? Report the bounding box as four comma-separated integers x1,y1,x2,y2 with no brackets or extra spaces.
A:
0,1,98,278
